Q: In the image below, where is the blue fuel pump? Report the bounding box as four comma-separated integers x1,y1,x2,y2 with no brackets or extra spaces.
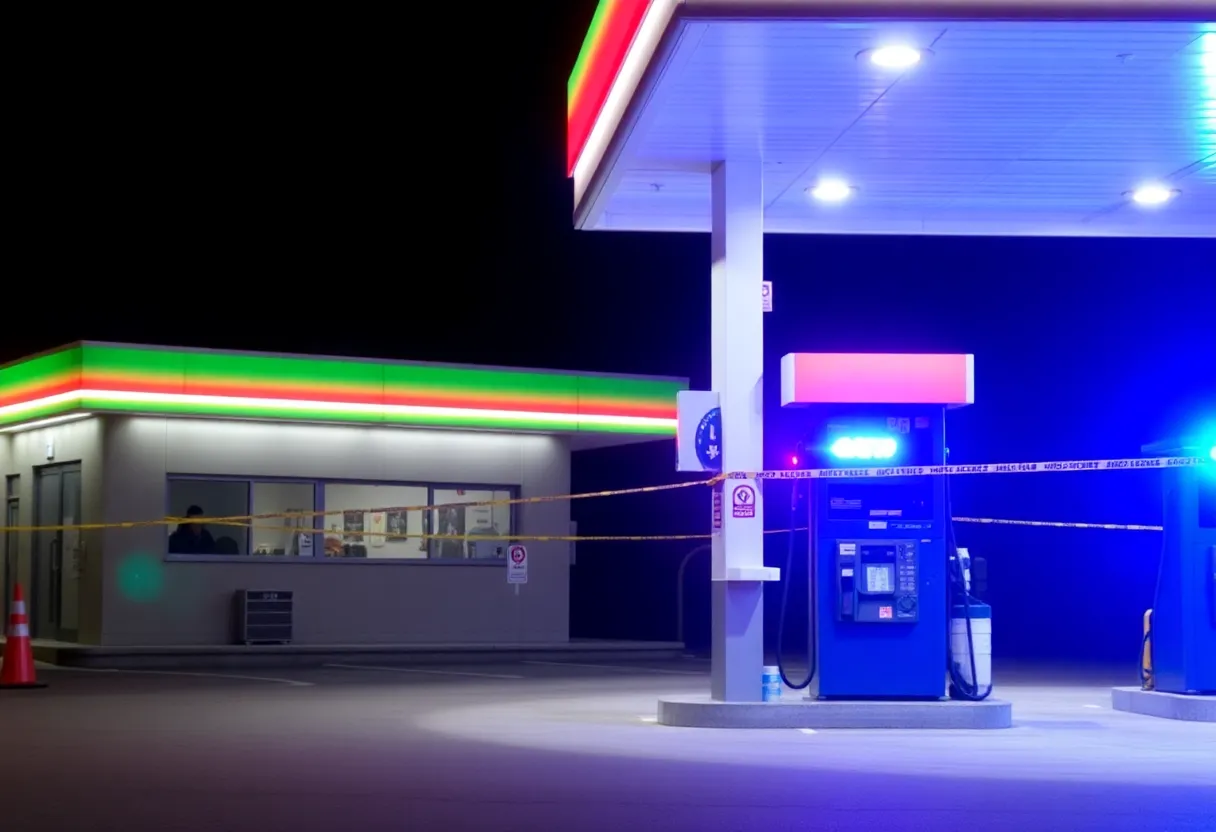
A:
776,352,988,701
776,407,992,699
807,407,951,699
1140,437,1216,695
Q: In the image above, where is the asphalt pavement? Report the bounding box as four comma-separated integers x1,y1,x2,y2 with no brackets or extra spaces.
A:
0,658,1212,832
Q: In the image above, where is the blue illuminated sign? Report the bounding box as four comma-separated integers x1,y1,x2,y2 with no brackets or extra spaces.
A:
695,407,722,471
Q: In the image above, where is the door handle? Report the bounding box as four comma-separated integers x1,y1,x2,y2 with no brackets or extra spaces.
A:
50,538,61,571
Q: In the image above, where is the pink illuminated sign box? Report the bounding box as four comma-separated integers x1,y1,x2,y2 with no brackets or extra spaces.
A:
780,353,974,408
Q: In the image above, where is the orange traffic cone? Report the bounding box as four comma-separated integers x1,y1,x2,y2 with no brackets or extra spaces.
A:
0,584,46,689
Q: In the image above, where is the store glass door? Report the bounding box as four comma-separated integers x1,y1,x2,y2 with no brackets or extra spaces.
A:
34,463,81,642
3,476,17,621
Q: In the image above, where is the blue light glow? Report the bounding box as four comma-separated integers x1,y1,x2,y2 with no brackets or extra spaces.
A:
829,436,898,460
1208,444,1215,462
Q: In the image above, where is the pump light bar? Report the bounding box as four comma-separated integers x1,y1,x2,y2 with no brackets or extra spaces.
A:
830,436,898,461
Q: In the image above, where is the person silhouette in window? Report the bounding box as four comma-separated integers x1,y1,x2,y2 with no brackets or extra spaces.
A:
169,504,216,554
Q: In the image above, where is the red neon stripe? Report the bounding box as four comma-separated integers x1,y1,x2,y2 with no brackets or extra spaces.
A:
0,378,81,409
567,0,652,175
578,396,675,419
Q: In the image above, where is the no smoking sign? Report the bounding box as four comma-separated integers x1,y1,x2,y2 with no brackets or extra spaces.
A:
507,544,529,584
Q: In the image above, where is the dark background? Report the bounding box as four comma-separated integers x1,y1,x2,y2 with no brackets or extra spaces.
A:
8,5,1214,664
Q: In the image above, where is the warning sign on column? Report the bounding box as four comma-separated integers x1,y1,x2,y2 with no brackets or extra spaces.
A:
712,484,724,533
731,485,756,518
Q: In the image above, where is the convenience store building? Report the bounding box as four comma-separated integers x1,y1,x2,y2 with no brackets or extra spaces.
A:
0,342,684,649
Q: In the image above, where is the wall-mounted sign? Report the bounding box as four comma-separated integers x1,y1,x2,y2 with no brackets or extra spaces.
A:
507,544,528,584
732,485,756,519
677,390,722,472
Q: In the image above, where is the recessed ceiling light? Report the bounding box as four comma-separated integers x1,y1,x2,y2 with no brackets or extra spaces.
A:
1127,183,1179,206
808,180,854,203
869,45,923,70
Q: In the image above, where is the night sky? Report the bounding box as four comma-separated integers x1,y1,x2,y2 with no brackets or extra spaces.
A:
9,5,1215,662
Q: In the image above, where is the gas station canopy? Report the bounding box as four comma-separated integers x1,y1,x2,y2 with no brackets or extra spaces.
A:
569,1,1215,237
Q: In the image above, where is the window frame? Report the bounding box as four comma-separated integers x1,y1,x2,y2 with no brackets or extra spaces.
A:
164,473,519,565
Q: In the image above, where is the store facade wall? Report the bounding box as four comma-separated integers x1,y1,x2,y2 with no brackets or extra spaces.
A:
0,417,106,644
101,415,572,646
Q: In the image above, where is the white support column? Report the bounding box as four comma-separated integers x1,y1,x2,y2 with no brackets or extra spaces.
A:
710,159,774,702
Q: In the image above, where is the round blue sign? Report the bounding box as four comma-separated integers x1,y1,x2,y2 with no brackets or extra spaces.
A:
694,407,723,471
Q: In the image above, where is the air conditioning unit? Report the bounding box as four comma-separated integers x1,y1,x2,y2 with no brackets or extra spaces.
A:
234,589,293,645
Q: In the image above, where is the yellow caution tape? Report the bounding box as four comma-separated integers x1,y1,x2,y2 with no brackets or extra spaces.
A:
165,477,719,527
0,478,718,534
0,449,1191,536
726,454,1208,480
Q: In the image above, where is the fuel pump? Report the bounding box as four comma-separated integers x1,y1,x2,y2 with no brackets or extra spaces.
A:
777,352,990,701
1137,437,1216,695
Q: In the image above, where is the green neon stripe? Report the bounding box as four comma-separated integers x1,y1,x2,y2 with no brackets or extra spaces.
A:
83,344,385,394
81,344,597,407
1,343,684,433
569,0,616,99
0,347,82,399
380,362,579,404
575,373,678,406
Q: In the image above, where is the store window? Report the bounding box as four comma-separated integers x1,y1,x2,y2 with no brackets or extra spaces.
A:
167,478,318,557
251,481,318,556
165,477,516,561
321,483,429,559
167,479,251,555
430,489,514,560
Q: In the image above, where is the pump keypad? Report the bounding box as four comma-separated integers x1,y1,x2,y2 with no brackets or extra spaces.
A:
838,539,920,624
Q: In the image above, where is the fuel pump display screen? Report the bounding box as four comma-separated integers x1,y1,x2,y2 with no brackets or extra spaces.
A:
865,564,894,593
857,544,896,596
826,481,935,523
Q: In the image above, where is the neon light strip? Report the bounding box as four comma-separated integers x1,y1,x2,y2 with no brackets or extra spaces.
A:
568,0,618,111
0,390,678,432
571,0,678,207
568,0,653,175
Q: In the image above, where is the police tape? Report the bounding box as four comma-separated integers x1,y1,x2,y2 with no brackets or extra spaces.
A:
0,514,1164,540
952,517,1163,532
0,452,1198,535
724,455,1210,480
170,477,714,528
0,478,717,534
205,517,1171,543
